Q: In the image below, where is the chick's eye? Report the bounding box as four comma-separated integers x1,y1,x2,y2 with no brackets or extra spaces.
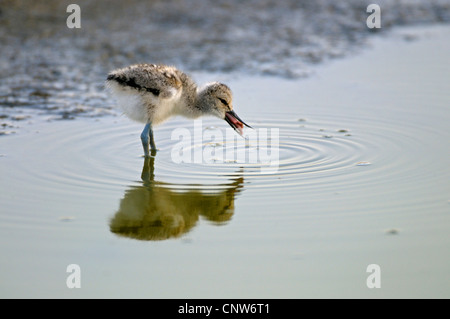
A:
218,98,228,106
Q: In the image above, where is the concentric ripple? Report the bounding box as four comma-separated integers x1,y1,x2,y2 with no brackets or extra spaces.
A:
3,108,442,204
152,116,365,183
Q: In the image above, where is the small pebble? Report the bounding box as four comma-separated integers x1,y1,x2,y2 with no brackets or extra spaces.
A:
11,115,30,121
385,228,399,235
0,131,16,136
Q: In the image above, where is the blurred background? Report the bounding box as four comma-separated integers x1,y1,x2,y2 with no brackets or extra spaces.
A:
1,0,450,123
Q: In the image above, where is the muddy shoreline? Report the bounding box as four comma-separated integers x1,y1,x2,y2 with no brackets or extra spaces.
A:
1,1,450,131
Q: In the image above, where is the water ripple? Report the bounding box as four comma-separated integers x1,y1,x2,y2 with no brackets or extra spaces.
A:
5,107,438,207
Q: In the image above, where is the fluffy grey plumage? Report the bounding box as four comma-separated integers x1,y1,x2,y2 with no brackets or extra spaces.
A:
106,63,250,156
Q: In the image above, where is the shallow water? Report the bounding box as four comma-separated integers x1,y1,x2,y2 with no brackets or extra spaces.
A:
1,24,450,298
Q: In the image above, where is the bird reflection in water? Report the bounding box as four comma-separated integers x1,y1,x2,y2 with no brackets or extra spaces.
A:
110,153,244,241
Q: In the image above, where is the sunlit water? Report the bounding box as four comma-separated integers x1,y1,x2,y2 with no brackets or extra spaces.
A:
1,25,449,298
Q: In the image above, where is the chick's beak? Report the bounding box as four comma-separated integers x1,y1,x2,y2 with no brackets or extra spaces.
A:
224,110,252,136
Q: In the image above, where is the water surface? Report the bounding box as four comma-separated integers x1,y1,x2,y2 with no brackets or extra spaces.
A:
1,25,450,298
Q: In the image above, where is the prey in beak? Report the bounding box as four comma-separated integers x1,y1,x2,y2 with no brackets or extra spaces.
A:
224,110,252,136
